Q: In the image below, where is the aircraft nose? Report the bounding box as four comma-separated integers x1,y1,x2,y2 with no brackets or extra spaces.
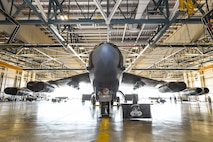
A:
97,43,119,60
91,42,121,73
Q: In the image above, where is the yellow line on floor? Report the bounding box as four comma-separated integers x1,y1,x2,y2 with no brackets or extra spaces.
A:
96,118,110,142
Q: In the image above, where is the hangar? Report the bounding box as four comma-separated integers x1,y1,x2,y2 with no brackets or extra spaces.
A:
0,0,213,141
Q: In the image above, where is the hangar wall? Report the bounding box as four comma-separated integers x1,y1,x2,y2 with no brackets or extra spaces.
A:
1,64,213,98
0,68,35,98
184,65,213,94
204,69,213,94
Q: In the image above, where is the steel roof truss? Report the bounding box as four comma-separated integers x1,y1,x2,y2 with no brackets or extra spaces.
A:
24,0,86,66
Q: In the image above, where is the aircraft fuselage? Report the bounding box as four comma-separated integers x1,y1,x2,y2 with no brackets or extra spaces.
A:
88,42,124,99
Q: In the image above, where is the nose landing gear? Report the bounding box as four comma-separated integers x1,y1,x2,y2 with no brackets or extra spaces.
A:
91,95,96,106
100,102,111,117
98,88,113,117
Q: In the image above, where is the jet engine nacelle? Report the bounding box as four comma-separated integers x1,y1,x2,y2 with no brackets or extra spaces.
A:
181,87,209,96
4,87,32,96
27,81,55,92
202,88,210,95
133,81,145,90
158,82,187,93
4,87,19,95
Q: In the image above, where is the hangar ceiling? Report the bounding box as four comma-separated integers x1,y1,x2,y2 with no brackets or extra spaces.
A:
0,0,213,81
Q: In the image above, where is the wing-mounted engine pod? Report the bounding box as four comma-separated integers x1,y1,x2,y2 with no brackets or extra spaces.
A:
27,81,55,92
4,87,19,95
133,81,145,90
4,87,32,96
158,82,187,93
181,87,210,96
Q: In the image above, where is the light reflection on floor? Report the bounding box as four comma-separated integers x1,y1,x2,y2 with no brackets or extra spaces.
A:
0,100,213,142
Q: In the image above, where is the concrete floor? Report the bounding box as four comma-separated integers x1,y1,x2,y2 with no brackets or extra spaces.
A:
0,100,213,142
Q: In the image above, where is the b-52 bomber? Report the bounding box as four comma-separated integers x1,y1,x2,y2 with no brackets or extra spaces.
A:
4,42,209,117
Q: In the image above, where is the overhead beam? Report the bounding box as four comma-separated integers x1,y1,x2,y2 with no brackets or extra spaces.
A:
23,68,198,71
0,8,20,43
32,48,71,69
199,64,213,72
135,24,145,43
1,43,213,48
121,24,127,43
108,0,122,22
23,0,86,66
93,0,122,42
145,48,185,72
125,44,150,72
23,68,85,71
132,68,198,71
0,17,203,25
0,60,22,72
155,44,213,48
150,0,180,44
93,0,107,23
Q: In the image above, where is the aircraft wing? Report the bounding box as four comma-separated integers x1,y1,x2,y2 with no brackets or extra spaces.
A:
122,73,187,93
27,73,90,92
48,73,90,87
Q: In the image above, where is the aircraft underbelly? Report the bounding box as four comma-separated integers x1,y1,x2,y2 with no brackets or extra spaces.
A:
93,67,121,91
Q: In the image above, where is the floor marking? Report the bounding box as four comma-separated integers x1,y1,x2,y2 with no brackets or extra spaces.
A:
96,118,110,142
